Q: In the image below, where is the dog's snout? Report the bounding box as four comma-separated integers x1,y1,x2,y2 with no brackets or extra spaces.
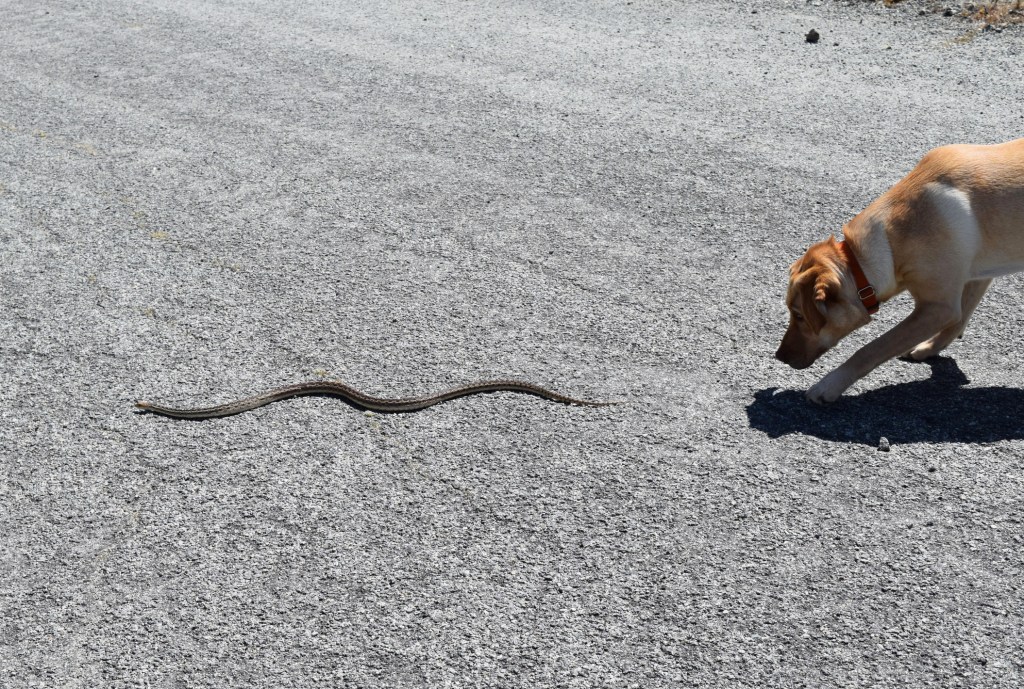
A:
775,341,817,370
775,344,800,368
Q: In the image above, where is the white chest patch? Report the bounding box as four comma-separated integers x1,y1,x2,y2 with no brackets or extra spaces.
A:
925,182,980,252
921,182,1020,279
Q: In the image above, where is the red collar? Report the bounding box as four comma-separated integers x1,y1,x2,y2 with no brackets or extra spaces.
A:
837,240,879,315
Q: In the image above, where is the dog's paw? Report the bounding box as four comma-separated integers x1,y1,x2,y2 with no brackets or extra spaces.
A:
905,343,940,361
806,370,852,405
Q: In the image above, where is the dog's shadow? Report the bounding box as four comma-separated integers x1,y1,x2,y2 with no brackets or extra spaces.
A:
747,357,1024,445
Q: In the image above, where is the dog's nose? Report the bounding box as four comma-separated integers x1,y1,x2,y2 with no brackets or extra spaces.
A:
775,348,809,369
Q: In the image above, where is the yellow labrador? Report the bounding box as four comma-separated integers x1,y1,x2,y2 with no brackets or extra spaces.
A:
776,137,1024,404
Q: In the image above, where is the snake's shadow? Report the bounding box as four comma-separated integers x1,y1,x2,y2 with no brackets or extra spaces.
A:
747,357,1024,445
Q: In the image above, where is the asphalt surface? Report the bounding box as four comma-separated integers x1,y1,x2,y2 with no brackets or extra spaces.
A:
3,1,1023,687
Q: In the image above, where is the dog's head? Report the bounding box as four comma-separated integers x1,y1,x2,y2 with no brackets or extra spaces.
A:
775,236,872,369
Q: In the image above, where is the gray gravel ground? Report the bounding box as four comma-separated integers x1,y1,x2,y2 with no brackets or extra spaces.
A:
2,0,1023,687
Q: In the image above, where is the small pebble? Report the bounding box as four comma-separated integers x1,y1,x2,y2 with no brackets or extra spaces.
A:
805,28,820,44
878,437,891,452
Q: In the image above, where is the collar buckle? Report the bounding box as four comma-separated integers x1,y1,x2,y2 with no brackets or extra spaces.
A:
838,239,880,315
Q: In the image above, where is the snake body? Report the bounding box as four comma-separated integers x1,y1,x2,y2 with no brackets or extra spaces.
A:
136,379,613,419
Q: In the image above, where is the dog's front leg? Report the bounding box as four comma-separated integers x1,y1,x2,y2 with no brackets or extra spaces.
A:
807,302,961,404
905,278,992,360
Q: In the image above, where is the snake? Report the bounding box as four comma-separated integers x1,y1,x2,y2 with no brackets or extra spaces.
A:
135,379,614,419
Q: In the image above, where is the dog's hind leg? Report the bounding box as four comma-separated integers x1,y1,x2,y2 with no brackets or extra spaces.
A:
906,278,992,360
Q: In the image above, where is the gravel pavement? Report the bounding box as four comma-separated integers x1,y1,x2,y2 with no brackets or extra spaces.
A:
3,1,1023,686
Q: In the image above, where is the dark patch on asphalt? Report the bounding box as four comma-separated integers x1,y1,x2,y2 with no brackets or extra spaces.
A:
748,356,1024,445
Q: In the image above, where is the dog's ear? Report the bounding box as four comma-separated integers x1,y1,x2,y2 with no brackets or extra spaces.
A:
814,271,840,305
796,272,828,333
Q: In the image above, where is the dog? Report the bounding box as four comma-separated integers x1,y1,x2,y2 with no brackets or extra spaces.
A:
776,137,1024,404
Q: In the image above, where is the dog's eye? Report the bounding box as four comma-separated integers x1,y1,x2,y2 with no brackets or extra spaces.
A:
793,312,804,322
